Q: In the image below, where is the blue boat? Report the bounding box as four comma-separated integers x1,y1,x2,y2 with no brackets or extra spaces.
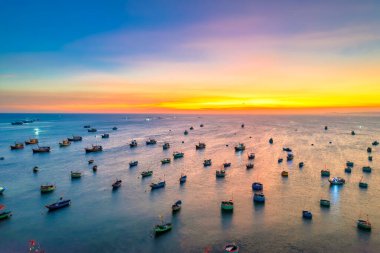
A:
344,167,352,173
150,180,166,190
302,210,312,219
179,174,187,184
252,182,263,191
253,193,265,203
45,198,71,211
129,160,138,167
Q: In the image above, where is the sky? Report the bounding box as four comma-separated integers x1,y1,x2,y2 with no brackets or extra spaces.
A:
0,0,380,114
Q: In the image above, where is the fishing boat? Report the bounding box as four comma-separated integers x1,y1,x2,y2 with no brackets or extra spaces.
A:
172,200,182,212
302,210,312,219
362,166,372,173
92,165,97,172
146,138,157,145
129,160,138,167
150,180,166,190
216,170,226,178
45,198,71,211
234,143,245,151
25,138,38,145
32,146,50,153
112,179,122,189
224,243,239,253
154,217,172,235
190,126,194,130
11,121,23,125
221,200,234,211
203,159,212,166
129,140,138,147
59,139,71,147
351,130,355,135
161,158,171,164
357,216,372,231
223,162,231,168
372,140,379,146
320,199,330,207
101,133,109,139
346,161,354,167
248,153,255,160
141,171,153,177
246,163,254,169
88,159,94,164
83,125,91,128
283,147,292,152
71,171,82,178
299,162,304,168
184,130,188,135
325,126,328,130
344,167,352,173
368,156,373,161
112,126,118,130
0,186,5,194
68,135,82,142
252,182,263,191
173,152,184,159
281,171,288,177
33,166,39,173
241,123,244,128
40,184,55,193
328,177,345,185
196,142,206,150
269,138,273,144
367,147,372,153
10,142,24,150
163,142,170,150
85,145,102,153
88,128,97,133
278,158,283,163
179,174,187,183
253,192,265,203
286,153,294,161
359,177,368,188
200,124,204,127
0,207,12,220
321,169,330,177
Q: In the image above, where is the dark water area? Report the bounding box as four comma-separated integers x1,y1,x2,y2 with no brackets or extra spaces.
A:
0,113,379,252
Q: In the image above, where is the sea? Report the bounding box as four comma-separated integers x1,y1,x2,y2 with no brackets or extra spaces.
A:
0,113,379,253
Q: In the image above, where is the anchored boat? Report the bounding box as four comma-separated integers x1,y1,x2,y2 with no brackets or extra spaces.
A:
224,243,239,253
196,142,206,150
45,198,71,211
150,180,166,190
328,177,345,185
281,171,289,177
248,153,255,160
357,216,372,231
59,139,71,147
85,145,102,153
101,133,109,139
172,200,182,212
88,128,97,133
32,146,50,153
246,163,254,169
146,138,157,145
163,142,170,150
10,142,24,150
112,179,122,189
129,140,138,147
320,199,330,207
302,210,312,219
25,138,38,145
161,158,171,164
68,135,82,142
216,170,226,178
129,160,138,167
40,184,55,193
203,159,212,166
362,166,372,173
234,143,245,152
179,174,187,183
223,162,231,168
173,152,184,159
141,171,153,177
221,200,234,211
71,171,82,179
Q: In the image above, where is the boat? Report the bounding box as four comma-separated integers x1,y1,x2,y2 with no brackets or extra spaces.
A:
29,239,44,253
141,171,153,177
71,171,82,178
0,210,12,220
88,159,94,164
10,142,24,150
32,146,50,153
179,174,187,183
283,147,292,152
68,135,82,142
101,133,109,139
269,138,273,144
321,169,330,177
33,166,39,173
85,145,102,153
45,198,71,211
248,153,255,160
357,216,372,231
161,158,171,164
372,141,379,146
278,158,283,163
146,138,157,145
172,200,182,212
92,165,97,172
246,163,254,169
154,217,172,235
281,171,288,177
88,128,97,133
241,123,244,128
344,167,352,173
367,147,372,153
368,156,373,161
320,199,330,207
362,166,372,173
163,142,170,150
223,162,231,168
0,186,5,194
302,210,312,219
224,243,239,253
359,177,368,188
25,138,38,145
346,161,354,167
150,180,166,190
196,142,206,150
299,162,304,168
253,192,265,203
83,125,91,128
200,124,204,127
112,127,118,131
221,200,234,211
112,179,122,189
351,130,355,135
173,152,184,159
328,177,345,185
184,130,188,135
252,182,263,191
129,140,138,147
40,184,55,193
203,159,212,166
190,126,194,130
59,139,71,147
234,143,245,151
286,153,294,161
325,126,328,130
216,170,226,178
11,121,23,125
129,160,138,167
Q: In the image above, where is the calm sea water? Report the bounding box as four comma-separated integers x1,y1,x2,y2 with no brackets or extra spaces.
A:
0,113,379,253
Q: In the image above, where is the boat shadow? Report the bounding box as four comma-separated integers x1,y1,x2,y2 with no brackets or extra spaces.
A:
220,210,234,229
